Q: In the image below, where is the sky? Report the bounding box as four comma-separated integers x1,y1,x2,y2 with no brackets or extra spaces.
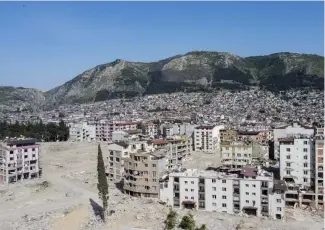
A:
0,1,324,91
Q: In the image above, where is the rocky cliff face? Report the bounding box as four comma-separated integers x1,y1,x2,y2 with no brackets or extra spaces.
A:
1,51,324,109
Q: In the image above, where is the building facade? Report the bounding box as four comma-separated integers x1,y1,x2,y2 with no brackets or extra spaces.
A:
221,141,253,168
194,125,224,153
96,120,137,141
0,139,42,184
159,167,286,219
69,122,96,142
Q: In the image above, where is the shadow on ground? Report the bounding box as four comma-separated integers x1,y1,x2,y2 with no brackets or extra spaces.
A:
89,198,104,220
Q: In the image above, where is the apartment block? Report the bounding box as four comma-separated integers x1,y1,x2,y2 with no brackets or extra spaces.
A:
142,122,159,138
194,125,224,153
105,141,154,182
96,120,137,141
279,136,318,207
221,141,253,168
315,136,324,208
0,139,42,184
220,129,237,142
159,166,286,219
69,122,96,142
124,151,167,198
274,123,314,160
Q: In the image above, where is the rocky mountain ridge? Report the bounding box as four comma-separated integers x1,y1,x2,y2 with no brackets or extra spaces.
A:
0,51,324,110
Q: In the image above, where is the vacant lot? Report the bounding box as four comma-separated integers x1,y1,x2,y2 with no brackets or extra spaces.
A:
0,142,323,230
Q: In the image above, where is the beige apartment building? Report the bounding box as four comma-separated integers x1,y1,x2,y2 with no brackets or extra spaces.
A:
105,140,154,182
123,151,167,198
221,141,253,168
315,136,324,208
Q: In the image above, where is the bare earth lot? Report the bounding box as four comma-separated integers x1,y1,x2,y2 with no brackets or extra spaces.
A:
0,142,323,230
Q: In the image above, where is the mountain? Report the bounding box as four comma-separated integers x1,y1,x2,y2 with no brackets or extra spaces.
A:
0,87,45,112
1,51,324,109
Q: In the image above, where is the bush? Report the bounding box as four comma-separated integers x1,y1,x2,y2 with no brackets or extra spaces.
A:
179,213,196,230
165,208,177,230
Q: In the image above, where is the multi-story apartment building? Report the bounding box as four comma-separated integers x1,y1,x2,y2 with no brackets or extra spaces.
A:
105,140,154,182
69,122,96,142
96,120,138,141
124,151,167,198
279,136,315,188
279,136,318,208
220,129,237,142
159,166,287,219
316,124,324,136
0,139,41,184
274,123,314,160
221,141,253,168
162,124,174,138
142,122,159,138
315,136,324,208
194,125,225,153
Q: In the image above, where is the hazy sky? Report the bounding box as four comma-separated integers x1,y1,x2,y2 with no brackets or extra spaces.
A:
0,1,323,90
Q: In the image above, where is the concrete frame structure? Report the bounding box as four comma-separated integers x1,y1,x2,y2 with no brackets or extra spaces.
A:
315,136,324,208
96,120,137,141
0,139,41,184
221,141,253,168
194,125,224,153
273,123,314,160
159,167,286,219
69,122,96,142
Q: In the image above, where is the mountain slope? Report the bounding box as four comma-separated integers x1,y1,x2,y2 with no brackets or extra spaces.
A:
44,51,324,106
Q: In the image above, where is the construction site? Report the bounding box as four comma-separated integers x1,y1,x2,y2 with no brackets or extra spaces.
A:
0,142,323,230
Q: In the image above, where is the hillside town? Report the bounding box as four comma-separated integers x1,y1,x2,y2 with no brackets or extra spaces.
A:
0,88,324,230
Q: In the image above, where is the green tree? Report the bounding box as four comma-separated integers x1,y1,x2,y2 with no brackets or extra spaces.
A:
179,213,196,230
165,208,177,230
97,144,109,222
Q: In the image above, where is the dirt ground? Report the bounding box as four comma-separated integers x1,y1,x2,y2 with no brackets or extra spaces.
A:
0,142,323,230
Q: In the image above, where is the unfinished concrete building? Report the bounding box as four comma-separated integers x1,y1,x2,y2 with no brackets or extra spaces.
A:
0,139,42,184
220,141,253,168
123,151,167,198
315,136,324,209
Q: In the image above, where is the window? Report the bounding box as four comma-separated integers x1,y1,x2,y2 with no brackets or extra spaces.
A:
145,178,148,182
286,170,291,175
213,187,216,191
222,180,226,183
32,154,35,158
191,197,194,200
185,196,188,199
152,164,156,167
222,195,226,199
185,181,188,184
303,148,308,152
10,157,14,161
244,154,247,157
24,149,27,152
304,171,308,175
212,195,216,199
145,164,148,167
237,153,241,157
116,158,120,162
304,155,308,160
110,151,114,155
191,181,194,184
10,151,13,154
191,189,194,192
245,184,249,187
304,163,308,167
252,184,256,188
212,203,216,207
304,178,308,182
222,188,226,191
246,200,249,203
277,207,282,211
32,148,35,151
286,148,291,152
286,155,290,159
252,193,256,196
277,199,281,203
153,171,156,177
185,188,188,192
304,141,308,145
222,203,227,207
212,179,216,183
286,163,291,167
246,192,249,195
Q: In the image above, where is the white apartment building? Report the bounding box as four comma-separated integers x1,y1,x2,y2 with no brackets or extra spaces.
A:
194,125,224,153
315,136,324,208
221,141,253,168
0,139,41,184
279,136,315,188
96,120,138,141
69,122,96,142
160,166,286,219
142,122,159,138
273,123,314,160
